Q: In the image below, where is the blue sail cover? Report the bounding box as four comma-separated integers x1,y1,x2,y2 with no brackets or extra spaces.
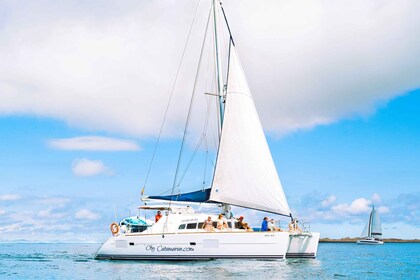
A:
147,188,211,203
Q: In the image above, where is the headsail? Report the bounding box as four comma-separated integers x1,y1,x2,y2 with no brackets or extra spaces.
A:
360,222,369,238
209,46,291,216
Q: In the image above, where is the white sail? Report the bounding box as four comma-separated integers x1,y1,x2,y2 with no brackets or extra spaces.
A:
371,207,382,236
360,222,369,238
209,46,291,216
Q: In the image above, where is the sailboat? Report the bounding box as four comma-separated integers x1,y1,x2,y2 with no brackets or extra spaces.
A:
357,206,384,245
95,0,320,260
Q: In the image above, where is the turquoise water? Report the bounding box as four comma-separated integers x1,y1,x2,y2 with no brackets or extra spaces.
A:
0,243,418,279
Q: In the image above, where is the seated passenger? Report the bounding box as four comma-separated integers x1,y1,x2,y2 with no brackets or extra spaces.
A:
268,219,282,232
216,214,224,230
288,218,302,233
261,217,269,232
223,221,231,231
288,220,294,232
202,216,215,232
238,216,253,231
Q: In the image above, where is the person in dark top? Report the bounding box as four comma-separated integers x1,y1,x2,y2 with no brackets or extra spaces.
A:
155,211,162,223
261,217,269,231
238,216,253,231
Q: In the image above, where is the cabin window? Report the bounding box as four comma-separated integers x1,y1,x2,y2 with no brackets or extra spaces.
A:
186,223,197,229
178,224,186,230
227,222,232,228
198,222,204,229
212,221,217,228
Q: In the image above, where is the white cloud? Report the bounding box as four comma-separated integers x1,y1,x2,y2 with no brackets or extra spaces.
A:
37,207,68,219
75,209,100,220
332,198,372,215
377,206,390,214
0,1,419,137
321,195,336,207
0,209,6,215
49,136,140,151
72,158,110,177
0,194,21,201
371,193,382,203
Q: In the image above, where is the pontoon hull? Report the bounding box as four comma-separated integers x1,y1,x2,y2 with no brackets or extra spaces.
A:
95,231,320,260
286,232,320,258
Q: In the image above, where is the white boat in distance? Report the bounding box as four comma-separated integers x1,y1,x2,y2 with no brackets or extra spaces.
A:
357,206,384,245
96,0,320,260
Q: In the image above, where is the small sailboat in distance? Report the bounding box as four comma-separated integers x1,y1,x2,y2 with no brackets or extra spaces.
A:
357,206,384,245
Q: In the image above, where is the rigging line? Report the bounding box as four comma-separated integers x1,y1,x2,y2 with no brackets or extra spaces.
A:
225,37,232,92
219,1,235,46
176,82,214,186
176,134,205,187
202,137,209,189
162,7,213,235
170,9,212,196
140,0,202,196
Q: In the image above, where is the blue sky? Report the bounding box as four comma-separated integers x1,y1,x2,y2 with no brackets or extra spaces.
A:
1,89,418,241
0,0,419,241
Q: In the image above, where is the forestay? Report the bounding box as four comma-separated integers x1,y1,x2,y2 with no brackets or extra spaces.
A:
209,46,291,216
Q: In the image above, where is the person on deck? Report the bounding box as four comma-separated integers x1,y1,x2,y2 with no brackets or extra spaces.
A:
238,216,253,231
268,219,282,232
223,221,231,231
261,217,269,232
155,211,162,223
202,216,215,232
217,214,224,230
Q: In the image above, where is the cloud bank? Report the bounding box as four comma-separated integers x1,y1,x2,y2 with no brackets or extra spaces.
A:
0,194,21,201
49,136,140,151
0,0,419,137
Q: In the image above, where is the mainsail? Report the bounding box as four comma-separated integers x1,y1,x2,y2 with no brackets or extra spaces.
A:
370,206,382,236
209,46,291,216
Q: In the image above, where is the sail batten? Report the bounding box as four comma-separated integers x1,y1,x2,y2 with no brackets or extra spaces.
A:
209,46,291,216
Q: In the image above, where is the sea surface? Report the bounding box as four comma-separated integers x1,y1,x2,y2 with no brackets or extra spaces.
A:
0,242,418,279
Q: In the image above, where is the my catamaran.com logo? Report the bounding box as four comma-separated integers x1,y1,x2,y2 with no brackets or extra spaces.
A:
145,245,194,252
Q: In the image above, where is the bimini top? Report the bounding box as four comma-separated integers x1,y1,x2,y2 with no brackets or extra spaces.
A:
145,188,211,203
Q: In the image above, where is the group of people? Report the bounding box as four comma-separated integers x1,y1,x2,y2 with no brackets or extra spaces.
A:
261,217,283,232
202,214,254,232
202,214,232,232
157,210,300,233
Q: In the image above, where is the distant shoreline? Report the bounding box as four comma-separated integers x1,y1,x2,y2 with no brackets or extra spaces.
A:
320,238,420,243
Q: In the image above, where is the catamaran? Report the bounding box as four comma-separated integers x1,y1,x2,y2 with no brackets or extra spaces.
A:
95,0,320,260
357,206,384,245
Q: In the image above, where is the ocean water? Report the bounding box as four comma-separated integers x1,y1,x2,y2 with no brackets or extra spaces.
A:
0,243,418,279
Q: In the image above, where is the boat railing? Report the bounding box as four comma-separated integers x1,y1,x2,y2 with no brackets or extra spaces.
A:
301,222,311,233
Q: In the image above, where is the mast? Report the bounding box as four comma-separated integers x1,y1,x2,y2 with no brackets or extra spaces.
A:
368,206,374,237
213,0,225,133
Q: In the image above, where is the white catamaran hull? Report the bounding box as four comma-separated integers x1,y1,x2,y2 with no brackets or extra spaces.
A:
95,231,320,260
287,232,320,258
357,239,384,245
